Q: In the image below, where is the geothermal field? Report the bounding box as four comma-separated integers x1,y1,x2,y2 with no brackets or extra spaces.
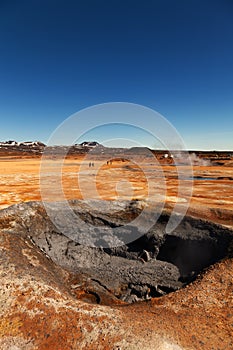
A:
0,142,233,350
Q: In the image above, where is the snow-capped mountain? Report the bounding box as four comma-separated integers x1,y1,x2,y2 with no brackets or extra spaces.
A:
79,141,100,148
0,140,46,153
0,140,46,147
0,140,104,155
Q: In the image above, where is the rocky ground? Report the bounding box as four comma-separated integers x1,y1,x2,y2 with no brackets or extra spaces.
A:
0,148,233,349
0,200,233,349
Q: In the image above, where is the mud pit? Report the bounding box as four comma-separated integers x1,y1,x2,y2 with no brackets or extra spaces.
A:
2,200,233,305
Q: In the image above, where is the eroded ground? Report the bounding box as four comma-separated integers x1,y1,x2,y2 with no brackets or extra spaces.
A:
0,200,232,350
0,151,233,350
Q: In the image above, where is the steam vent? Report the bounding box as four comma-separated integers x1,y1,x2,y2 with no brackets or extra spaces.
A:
0,199,233,349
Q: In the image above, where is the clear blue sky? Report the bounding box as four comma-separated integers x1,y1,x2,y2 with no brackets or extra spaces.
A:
0,0,232,150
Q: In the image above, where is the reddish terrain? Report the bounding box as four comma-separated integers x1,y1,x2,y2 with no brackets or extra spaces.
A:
0,149,233,349
1,151,233,228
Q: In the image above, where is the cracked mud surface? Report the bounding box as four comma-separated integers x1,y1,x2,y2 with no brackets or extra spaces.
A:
0,200,233,349
1,200,233,305
1,153,233,349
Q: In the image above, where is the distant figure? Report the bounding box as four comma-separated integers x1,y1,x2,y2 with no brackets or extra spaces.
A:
107,161,109,165
89,162,91,167
92,162,94,167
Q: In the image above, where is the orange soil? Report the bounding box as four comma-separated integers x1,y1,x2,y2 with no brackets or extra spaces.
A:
1,154,233,227
0,154,233,350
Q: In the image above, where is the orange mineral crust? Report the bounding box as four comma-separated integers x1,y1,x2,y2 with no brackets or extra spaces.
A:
0,152,233,227
0,218,232,350
0,150,233,349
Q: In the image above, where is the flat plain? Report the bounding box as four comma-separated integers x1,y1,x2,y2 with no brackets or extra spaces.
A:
1,152,233,228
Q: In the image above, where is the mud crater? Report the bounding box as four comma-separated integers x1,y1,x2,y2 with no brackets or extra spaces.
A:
1,200,233,304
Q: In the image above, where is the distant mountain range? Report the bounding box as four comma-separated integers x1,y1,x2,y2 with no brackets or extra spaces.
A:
0,140,46,153
0,141,232,161
0,140,102,154
0,140,46,148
